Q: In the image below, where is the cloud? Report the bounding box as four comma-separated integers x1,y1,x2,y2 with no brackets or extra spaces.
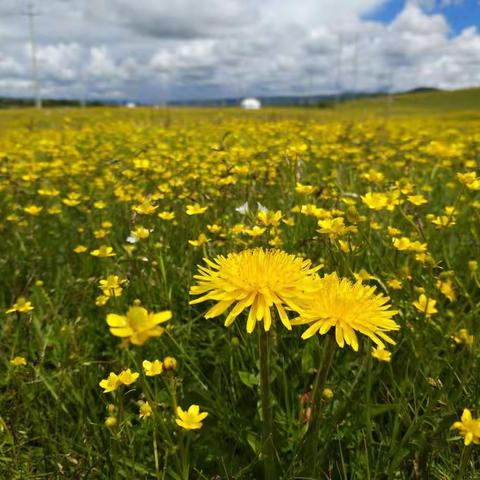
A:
0,0,478,101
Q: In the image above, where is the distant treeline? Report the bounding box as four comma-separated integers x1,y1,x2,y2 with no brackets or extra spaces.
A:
0,87,441,108
0,98,106,108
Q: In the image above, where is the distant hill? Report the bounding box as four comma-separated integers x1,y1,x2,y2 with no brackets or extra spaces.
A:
338,87,480,116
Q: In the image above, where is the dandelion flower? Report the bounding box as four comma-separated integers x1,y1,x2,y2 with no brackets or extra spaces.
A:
189,248,320,333
175,405,208,430
292,273,399,351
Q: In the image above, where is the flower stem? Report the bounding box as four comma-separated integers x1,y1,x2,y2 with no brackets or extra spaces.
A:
458,444,472,480
305,333,336,472
258,328,275,480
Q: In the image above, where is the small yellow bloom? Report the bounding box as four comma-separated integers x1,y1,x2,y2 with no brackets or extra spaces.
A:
163,356,178,371
139,401,153,420
407,195,427,206
90,245,116,257
413,294,437,316
188,233,209,247
10,356,27,366
99,275,126,298
106,305,172,346
175,405,208,430
74,245,88,253
24,205,43,216
387,278,403,290
95,295,109,307
6,297,34,314
322,388,333,399
244,226,266,237
143,359,163,376
436,278,456,302
133,200,157,215
131,226,150,240
99,373,121,393
158,211,175,220
118,368,140,386
371,346,392,362
104,416,117,427
451,409,480,445
295,182,317,195
186,204,208,215
452,329,474,348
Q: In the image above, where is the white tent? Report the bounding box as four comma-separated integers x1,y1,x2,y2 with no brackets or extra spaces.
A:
241,97,262,110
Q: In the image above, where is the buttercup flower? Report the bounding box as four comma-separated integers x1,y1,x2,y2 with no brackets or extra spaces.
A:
413,294,438,316
139,401,153,420
6,297,34,314
10,356,27,366
143,359,163,376
90,245,116,257
106,305,172,346
175,405,208,430
99,373,121,393
451,409,480,445
190,248,320,333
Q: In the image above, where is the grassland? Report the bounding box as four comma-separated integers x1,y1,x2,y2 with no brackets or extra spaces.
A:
1,90,480,479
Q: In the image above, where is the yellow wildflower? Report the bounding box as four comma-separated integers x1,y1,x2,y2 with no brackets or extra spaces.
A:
143,359,163,376
293,273,399,351
10,356,27,366
413,294,438,316
451,409,480,445
6,297,34,314
175,405,208,430
90,245,116,257
106,305,172,346
190,248,320,333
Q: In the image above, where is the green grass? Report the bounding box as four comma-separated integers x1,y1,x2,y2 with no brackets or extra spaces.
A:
0,105,479,479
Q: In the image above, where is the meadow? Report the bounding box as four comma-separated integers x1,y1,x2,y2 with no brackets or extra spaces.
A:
1,93,480,479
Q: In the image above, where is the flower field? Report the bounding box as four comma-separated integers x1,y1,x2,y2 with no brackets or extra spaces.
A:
1,105,480,479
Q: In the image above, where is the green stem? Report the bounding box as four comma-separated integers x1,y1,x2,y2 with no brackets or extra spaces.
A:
258,328,275,480
305,333,336,473
458,444,472,480
309,333,336,430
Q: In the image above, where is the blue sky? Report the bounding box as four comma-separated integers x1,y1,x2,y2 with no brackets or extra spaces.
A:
368,0,480,35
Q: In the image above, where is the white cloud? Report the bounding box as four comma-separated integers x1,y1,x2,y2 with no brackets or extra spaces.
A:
0,0,478,101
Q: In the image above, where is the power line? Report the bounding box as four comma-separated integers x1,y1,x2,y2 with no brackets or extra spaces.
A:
24,0,42,108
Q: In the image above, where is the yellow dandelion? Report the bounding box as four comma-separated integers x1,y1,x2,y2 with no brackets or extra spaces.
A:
189,248,320,333
292,273,399,351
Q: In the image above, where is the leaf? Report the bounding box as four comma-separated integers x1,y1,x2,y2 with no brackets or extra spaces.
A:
238,370,259,388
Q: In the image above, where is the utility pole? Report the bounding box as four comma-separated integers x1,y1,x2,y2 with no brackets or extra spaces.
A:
26,0,42,108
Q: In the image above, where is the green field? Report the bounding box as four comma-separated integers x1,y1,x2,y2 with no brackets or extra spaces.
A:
1,90,480,479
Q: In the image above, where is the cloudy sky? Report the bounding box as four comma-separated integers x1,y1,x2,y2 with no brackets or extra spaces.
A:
0,0,479,102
